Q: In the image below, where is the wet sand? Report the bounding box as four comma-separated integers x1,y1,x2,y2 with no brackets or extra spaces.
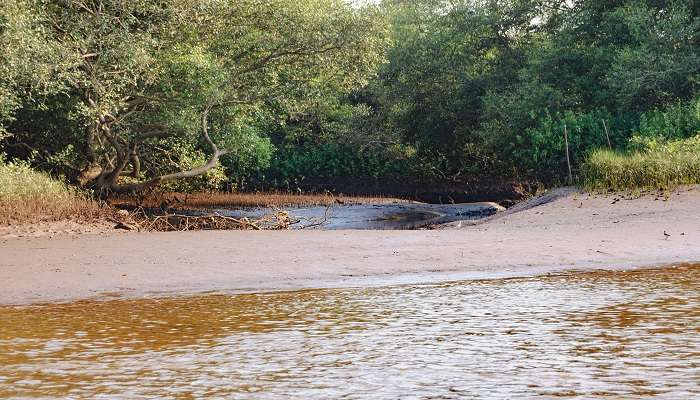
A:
1,187,699,305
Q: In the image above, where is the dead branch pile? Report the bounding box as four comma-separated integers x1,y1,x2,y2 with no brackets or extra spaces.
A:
126,210,296,232
110,200,333,232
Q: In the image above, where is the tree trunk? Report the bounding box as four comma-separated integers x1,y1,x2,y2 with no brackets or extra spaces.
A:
83,107,228,196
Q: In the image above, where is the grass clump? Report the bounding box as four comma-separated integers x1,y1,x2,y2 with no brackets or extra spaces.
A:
583,135,700,191
0,156,105,225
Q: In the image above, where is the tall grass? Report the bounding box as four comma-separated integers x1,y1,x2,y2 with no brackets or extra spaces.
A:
584,144,700,191
0,157,105,225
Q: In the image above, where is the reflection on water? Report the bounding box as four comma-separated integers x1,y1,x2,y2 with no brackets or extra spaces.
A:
1,265,699,399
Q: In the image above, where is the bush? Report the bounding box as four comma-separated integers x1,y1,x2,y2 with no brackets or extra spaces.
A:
584,136,700,191
633,99,700,142
256,143,416,189
0,156,104,224
488,108,636,183
628,99,700,151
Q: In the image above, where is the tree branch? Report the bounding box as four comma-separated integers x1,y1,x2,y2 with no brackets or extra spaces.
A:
107,107,228,193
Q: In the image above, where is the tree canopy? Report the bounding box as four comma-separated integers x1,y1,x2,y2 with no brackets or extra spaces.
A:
1,0,387,193
1,0,699,193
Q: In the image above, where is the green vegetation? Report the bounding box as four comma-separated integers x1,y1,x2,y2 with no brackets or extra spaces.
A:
584,98,700,190
0,156,103,224
1,0,699,198
585,136,700,191
0,156,73,203
0,0,387,195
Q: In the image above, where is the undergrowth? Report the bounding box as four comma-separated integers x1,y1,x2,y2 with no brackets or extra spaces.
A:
584,136,700,191
0,156,106,225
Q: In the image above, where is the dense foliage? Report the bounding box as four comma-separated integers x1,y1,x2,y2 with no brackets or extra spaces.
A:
1,0,699,193
367,0,699,185
1,0,387,194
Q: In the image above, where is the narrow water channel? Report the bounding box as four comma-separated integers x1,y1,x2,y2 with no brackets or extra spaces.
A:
1,265,699,399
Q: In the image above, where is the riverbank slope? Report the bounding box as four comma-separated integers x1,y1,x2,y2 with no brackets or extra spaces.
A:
2,186,699,305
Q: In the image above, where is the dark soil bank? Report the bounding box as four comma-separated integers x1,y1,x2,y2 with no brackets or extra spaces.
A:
250,180,535,205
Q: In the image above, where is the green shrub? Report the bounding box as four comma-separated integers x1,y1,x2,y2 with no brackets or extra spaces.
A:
584,136,700,191
634,99,700,142
0,156,75,203
627,99,700,151
493,108,636,183
259,143,404,187
220,125,275,188
0,155,103,224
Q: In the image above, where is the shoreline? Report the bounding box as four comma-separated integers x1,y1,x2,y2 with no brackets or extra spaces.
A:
2,186,699,306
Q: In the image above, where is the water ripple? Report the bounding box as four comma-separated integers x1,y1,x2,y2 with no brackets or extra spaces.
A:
1,265,699,398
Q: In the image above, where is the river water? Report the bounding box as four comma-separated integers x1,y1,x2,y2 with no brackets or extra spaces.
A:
1,265,699,399
211,202,503,230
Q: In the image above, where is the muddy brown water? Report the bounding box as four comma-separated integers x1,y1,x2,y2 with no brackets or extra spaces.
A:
1,265,699,399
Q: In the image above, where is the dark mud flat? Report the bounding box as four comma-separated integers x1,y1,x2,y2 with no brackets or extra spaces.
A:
211,202,505,229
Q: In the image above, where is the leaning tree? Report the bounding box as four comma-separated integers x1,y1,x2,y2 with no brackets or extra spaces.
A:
2,0,387,194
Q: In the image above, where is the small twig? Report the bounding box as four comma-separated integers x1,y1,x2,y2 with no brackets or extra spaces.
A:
564,124,573,184
602,119,612,149
298,203,333,229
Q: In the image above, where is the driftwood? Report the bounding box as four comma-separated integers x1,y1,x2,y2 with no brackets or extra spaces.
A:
111,195,334,232
295,204,332,229
141,213,263,231
119,207,331,232
131,210,293,231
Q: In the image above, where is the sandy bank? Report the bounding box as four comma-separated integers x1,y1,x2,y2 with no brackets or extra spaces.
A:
1,187,699,305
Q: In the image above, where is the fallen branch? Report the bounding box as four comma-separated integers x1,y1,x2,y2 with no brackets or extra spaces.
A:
297,203,333,229
123,208,297,232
